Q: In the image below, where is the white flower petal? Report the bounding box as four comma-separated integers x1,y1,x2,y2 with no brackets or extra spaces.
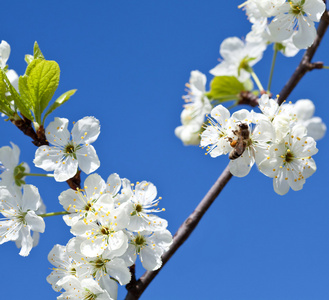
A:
71,116,100,145
293,16,316,49
54,156,78,182
45,117,71,147
76,145,100,174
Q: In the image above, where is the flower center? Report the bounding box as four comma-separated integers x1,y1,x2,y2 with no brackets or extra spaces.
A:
132,234,147,254
100,226,111,235
70,267,76,276
285,150,295,163
135,204,143,213
84,203,92,211
84,290,97,300
289,1,304,16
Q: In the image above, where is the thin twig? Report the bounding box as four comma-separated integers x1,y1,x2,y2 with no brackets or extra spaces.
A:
125,10,329,299
125,166,232,299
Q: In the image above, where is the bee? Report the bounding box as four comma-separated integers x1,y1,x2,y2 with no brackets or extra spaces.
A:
228,123,250,160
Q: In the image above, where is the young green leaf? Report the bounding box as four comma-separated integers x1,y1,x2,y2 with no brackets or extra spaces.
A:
206,76,246,102
42,89,77,124
1,70,34,120
27,60,60,123
33,41,45,60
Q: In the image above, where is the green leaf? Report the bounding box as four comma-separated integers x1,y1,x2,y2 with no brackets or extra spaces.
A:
42,89,77,124
206,76,246,102
33,42,45,60
1,69,34,120
27,60,60,123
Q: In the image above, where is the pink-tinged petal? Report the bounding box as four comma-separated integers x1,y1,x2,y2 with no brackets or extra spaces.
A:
303,0,326,22
54,156,78,182
71,116,100,145
45,117,71,147
21,185,41,211
273,169,290,195
293,16,316,49
25,211,45,233
18,226,33,256
33,146,63,172
76,145,100,174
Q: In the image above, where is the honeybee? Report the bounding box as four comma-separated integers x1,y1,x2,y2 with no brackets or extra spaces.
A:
228,123,250,160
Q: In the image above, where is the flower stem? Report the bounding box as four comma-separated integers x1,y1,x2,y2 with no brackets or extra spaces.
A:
267,45,278,92
38,211,69,218
24,173,54,178
250,71,265,93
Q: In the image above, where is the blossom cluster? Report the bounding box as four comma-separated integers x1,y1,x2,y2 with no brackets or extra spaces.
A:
201,95,326,195
175,1,326,148
243,0,326,50
47,173,172,299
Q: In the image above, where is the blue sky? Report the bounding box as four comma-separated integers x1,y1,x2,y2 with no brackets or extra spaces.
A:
1,1,329,299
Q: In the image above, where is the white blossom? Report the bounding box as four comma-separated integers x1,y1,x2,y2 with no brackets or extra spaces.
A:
0,142,30,187
258,124,318,195
268,0,326,49
200,105,236,157
33,116,100,182
70,199,129,257
47,244,81,292
175,70,211,145
0,185,45,256
59,173,107,226
121,229,173,271
123,181,168,232
67,237,131,286
0,40,10,69
209,37,266,82
58,277,113,300
228,110,276,177
293,99,326,141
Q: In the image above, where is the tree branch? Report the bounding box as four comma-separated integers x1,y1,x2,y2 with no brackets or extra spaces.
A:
125,165,232,299
125,10,329,300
